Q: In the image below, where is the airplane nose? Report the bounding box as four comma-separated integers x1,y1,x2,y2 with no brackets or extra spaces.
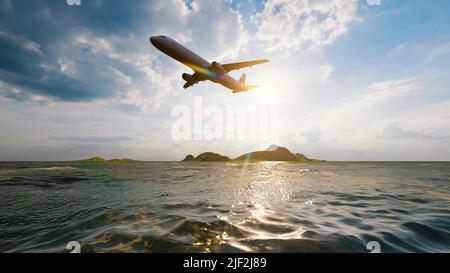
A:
149,36,157,46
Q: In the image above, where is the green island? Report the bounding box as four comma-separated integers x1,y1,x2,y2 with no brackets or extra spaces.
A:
74,146,324,163
182,145,324,163
74,157,139,163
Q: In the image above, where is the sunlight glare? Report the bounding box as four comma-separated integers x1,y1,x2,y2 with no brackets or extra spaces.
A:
251,65,294,104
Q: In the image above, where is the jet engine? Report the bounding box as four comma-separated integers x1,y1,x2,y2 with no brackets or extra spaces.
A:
210,61,226,75
182,73,194,81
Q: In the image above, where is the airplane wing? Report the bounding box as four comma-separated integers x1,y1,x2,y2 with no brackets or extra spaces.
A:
222,59,269,72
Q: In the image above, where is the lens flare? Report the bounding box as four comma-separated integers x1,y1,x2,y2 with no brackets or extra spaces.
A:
184,62,221,79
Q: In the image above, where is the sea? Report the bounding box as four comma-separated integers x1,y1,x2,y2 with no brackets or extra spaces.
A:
0,161,449,253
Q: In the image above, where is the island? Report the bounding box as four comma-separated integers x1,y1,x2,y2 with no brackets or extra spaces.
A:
73,146,323,163
182,152,231,162
181,145,324,162
75,157,139,163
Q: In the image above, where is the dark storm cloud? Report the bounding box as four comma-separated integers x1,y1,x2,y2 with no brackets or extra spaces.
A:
0,0,156,101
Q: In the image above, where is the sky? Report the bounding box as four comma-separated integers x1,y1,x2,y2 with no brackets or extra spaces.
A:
0,0,450,161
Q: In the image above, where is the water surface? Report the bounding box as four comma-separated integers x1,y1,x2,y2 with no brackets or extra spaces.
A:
0,161,449,253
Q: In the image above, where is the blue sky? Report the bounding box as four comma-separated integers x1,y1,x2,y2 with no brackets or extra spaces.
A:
0,0,449,161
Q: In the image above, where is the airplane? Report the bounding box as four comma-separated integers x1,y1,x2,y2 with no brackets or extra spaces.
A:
149,35,269,93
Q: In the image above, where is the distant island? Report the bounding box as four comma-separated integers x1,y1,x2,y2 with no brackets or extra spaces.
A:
72,146,323,163
182,152,231,162
182,145,324,162
75,157,139,163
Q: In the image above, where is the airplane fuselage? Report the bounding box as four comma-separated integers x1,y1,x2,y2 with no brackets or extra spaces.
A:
150,36,247,92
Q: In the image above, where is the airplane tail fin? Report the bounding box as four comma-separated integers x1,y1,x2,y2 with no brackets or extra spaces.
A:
234,73,258,93
239,73,246,84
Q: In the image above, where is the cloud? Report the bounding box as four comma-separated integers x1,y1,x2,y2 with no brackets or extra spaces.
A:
426,42,450,62
328,77,422,122
303,127,323,142
388,41,450,62
319,63,333,82
252,0,359,53
0,0,247,112
278,76,428,150
377,123,450,141
1,0,449,161
368,77,421,95
0,9,136,102
180,0,248,60
388,42,423,58
376,123,419,139
49,136,132,143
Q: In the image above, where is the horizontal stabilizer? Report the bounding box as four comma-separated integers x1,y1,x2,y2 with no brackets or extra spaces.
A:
233,85,258,93
244,85,258,91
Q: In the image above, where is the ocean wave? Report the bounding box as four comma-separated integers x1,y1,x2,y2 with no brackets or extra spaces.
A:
28,166,78,172
1,161,449,253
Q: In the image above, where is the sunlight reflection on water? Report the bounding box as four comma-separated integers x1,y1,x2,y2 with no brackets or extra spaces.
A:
0,161,449,252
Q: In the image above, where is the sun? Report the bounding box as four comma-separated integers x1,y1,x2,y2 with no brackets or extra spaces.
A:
249,64,293,104
257,77,279,103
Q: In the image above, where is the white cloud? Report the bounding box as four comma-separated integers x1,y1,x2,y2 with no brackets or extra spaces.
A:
1,0,248,114
0,30,43,54
319,63,334,82
426,42,450,62
388,42,423,58
76,0,249,113
376,122,450,141
303,127,323,142
0,81,53,105
367,77,421,95
282,77,425,146
376,123,419,139
388,41,450,62
3,0,450,161
146,0,247,61
253,0,359,53
317,77,423,126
